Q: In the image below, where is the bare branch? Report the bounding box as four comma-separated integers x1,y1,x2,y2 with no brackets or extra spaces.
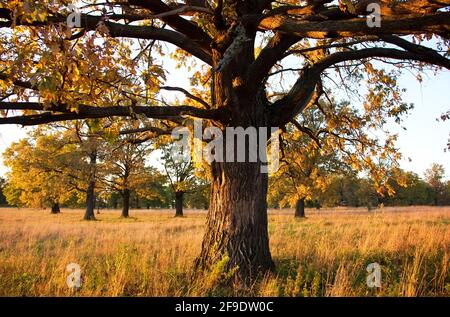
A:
290,119,322,149
160,86,211,109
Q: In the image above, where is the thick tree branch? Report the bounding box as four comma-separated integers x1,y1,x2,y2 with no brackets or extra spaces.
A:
379,35,450,65
144,5,213,19
0,10,212,65
271,47,450,125
259,12,450,39
247,33,300,90
120,126,172,136
103,22,212,65
128,0,212,51
283,37,379,58
0,102,224,126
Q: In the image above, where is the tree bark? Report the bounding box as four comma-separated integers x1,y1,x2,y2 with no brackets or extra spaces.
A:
84,180,96,220
295,198,306,218
121,188,130,218
51,202,60,214
190,23,286,283
175,191,184,217
194,36,278,280
84,150,97,221
196,95,279,278
196,160,274,282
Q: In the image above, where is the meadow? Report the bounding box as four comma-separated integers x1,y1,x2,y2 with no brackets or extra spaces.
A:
0,206,449,297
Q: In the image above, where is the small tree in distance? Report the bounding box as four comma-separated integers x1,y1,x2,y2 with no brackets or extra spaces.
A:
160,143,204,217
102,126,155,218
2,132,82,213
424,163,447,206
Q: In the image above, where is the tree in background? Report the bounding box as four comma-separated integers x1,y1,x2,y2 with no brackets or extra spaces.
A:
269,109,340,217
0,177,7,206
425,164,447,206
185,182,210,210
42,120,111,220
160,144,203,217
3,119,168,216
445,180,450,206
380,170,429,206
74,120,108,220
134,166,169,208
310,173,378,208
2,132,82,213
270,97,403,217
102,132,153,218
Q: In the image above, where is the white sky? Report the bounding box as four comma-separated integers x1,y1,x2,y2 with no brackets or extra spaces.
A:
387,70,450,178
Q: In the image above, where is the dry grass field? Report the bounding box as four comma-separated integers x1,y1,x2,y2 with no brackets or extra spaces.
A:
0,206,449,297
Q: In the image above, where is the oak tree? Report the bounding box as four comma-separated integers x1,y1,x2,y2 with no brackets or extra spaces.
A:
2,131,82,212
424,163,447,205
159,143,199,217
102,129,155,218
0,0,449,282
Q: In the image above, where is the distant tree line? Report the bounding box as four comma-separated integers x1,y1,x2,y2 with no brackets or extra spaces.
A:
269,163,450,210
0,112,447,216
1,162,448,213
0,173,209,212
0,122,210,217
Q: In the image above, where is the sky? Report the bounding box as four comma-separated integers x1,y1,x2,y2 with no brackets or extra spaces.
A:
389,71,449,179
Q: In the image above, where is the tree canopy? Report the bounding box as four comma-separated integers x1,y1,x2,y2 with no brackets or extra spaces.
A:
0,1,448,126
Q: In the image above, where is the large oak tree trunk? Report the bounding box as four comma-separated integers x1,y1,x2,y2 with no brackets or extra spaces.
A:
295,198,306,218
51,202,60,214
121,188,130,218
175,191,184,217
195,34,276,282
197,161,274,282
196,92,275,281
84,150,97,221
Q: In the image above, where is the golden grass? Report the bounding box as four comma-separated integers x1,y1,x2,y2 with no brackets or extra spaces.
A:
0,206,449,297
